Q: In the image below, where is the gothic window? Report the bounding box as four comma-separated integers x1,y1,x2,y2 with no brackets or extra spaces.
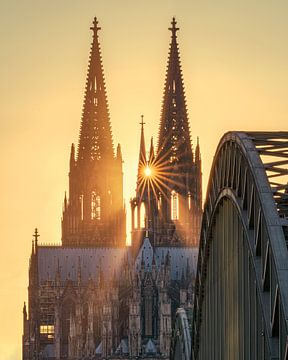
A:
188,192,191,210
157,195,162,210
172,80,176,93
171,190,179,220
40,324,54,339
140,202,146,229
91,192,101,220
134,206,138,229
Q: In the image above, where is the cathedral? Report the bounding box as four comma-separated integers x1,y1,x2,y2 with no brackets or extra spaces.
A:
22,17,202,360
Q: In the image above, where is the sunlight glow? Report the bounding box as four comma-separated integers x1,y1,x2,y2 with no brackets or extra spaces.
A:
137,147,189,211
144,166,152,177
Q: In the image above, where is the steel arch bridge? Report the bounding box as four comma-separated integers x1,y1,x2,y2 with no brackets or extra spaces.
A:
192,132,288,360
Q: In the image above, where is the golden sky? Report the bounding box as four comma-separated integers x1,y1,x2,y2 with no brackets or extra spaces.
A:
1,0,288,358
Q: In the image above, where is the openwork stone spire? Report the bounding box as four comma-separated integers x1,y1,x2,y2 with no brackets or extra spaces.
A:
157,17,193,165
77,17,114,162
62,18,126,247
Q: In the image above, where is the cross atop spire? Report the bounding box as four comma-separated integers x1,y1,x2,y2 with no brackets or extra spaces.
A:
139,114,145,128
33,228,40,243
90,17,101,37
169,17,179,37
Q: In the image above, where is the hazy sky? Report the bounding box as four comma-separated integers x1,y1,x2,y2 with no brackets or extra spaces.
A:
1,0,288,358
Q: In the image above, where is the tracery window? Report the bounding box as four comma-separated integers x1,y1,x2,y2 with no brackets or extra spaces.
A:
140,202,146,229
40,325,54,339
188,192,191,210
91,192,101,220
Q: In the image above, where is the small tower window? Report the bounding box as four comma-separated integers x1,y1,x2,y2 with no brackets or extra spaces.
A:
188,192,191,210
172,80,176,93
171,190,179,220
91,192,101,220
157,195,162,210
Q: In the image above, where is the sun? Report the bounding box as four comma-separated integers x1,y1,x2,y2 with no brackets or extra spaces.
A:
144,166,152,177
137,147,188,206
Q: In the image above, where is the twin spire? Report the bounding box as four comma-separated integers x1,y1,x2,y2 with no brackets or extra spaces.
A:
77,17,114,163
77,16,195,170
157,17,193,165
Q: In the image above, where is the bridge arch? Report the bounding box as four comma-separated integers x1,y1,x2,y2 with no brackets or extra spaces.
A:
192,132,288,360
172,308,192,360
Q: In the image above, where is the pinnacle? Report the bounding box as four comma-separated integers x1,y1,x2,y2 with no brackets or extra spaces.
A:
169,17,179,38
90,17,101,37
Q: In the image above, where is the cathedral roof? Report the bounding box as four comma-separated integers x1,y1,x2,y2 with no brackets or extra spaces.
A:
37,246,129,283
135,237,198,280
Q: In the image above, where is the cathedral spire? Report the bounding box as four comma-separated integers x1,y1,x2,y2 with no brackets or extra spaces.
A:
157,17,193,165
77,17,114,162
62,18,126,248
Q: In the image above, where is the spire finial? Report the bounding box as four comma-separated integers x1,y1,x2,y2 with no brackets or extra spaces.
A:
140,114,145,129
169,17,179,37
90,17,101,37
33,228,39,245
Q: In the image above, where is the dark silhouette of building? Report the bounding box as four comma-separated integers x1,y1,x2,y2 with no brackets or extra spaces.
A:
131,18,202,253
61,18,126,247
22,17,201,360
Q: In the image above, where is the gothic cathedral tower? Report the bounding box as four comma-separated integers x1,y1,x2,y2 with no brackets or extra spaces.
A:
62,18,126,247
131,18,202,250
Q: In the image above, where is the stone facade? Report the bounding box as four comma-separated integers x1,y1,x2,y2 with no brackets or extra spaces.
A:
22,239,197,359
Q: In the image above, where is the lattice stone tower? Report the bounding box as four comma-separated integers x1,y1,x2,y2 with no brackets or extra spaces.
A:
131,18,202,250
62,18,126,247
